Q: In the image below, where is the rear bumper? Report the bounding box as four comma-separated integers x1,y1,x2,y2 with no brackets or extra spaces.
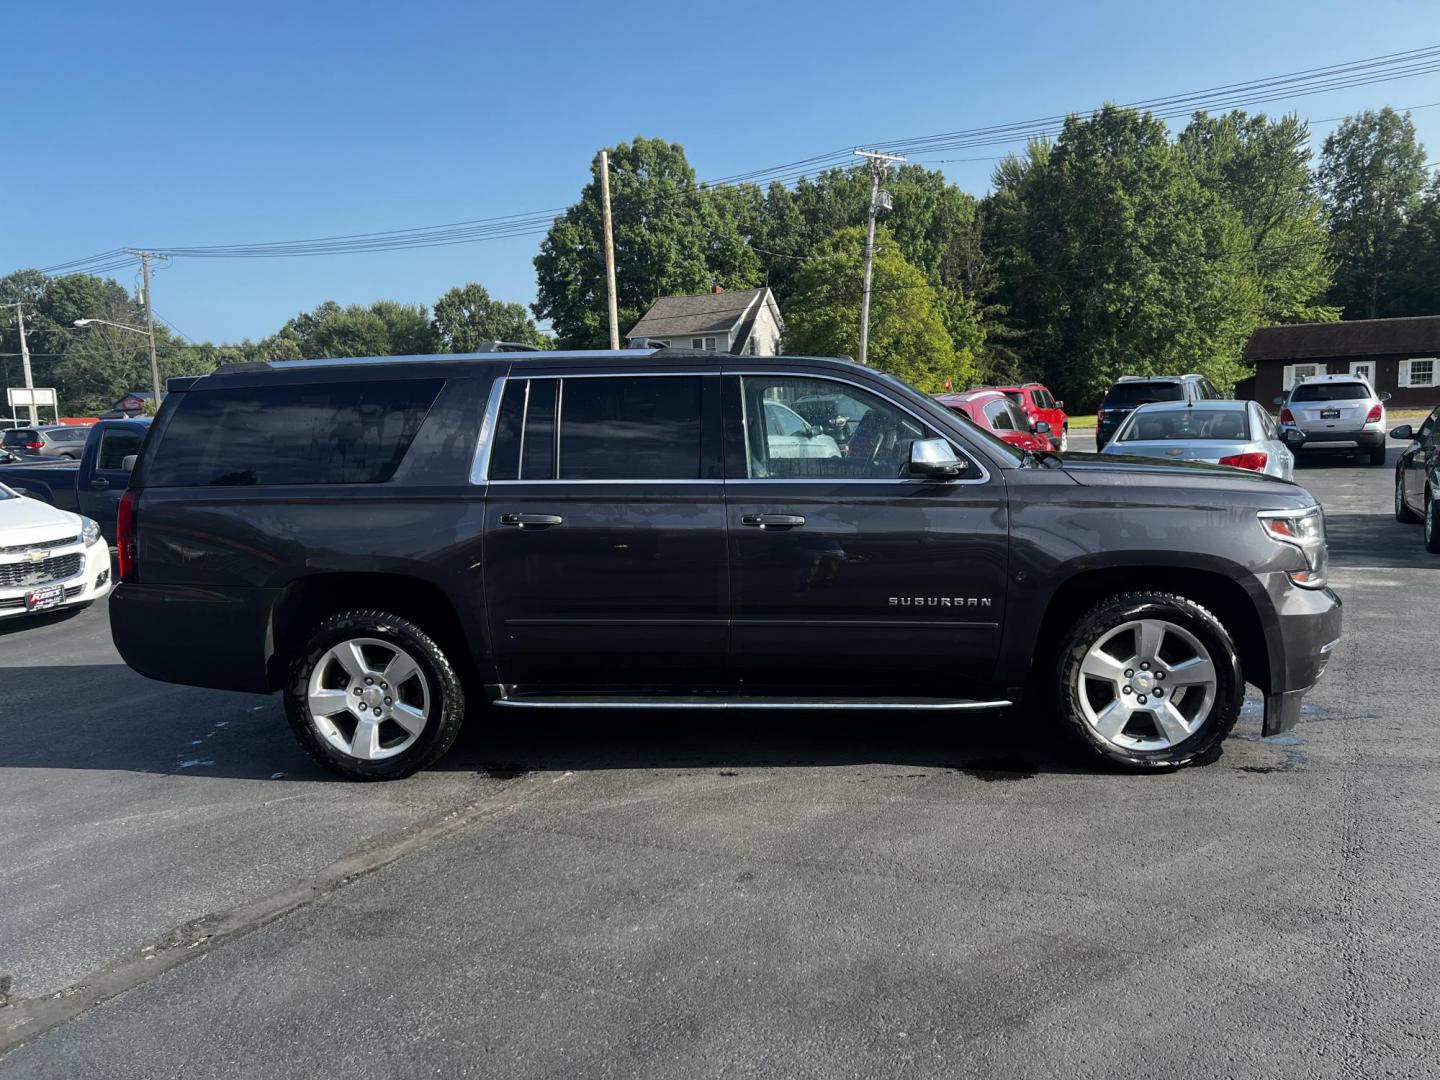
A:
1283,427,1385,451
110,582,279,693
1260,577,1342,735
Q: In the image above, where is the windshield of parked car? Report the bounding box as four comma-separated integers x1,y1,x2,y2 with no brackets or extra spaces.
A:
1290,382,1371,402
1104,382,1185,406
1116,408,1253,442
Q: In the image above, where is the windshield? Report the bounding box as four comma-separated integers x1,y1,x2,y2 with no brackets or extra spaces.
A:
1291,382,1370,402
1116,408,1253,442
1104,381,1185,406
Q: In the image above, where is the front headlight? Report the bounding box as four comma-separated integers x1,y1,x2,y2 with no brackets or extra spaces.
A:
80,517,102,547
1259,506,1328,589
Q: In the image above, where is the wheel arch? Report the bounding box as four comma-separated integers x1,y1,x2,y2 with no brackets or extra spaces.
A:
266,572,484,691
1029,563,1273,695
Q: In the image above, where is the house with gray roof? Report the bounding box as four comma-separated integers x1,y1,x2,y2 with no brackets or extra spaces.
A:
626,287,783,355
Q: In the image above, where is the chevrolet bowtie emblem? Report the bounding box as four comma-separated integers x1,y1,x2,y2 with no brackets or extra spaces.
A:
27,551,45,563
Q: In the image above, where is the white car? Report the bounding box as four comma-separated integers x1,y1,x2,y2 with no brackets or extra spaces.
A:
0,482,112,620
1275,373,1390,466
761,399,842,459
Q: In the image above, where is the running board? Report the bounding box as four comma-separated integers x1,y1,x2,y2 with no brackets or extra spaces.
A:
494,693,1012,712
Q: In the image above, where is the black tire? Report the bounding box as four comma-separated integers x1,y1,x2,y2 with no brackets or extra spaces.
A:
1056,591,1244,770
1368,445,1387,466
1426,491,1440,555
284,609,466,780
1396,473,1421,523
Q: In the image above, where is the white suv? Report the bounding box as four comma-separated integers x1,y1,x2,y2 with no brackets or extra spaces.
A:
1275,374,1390,466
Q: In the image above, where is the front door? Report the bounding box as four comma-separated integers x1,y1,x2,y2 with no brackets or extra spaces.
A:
724,371,1009,694
482,370,729,687
1402,407,1439,510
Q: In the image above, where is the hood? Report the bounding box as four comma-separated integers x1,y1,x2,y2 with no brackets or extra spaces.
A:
1056,451,1298,492
0,493,83,542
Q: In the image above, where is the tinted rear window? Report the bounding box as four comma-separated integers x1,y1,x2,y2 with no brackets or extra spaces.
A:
3,430,34,446
558,376,701,480
1104,382,1185,406
1117,408,1253,441
148,380,442,487
1290,382,1370,402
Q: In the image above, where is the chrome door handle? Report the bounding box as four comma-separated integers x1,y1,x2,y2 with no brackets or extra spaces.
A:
499,513,563,529
741,514,805,528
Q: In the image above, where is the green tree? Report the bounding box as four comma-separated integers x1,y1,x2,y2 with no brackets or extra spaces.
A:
1178,110,1337,324
1392,173,1440,315
784,226,968,392
533,137,762,347
261,299,437,359
431,282,548,351
1318,107,1428,319
983,107,1259,403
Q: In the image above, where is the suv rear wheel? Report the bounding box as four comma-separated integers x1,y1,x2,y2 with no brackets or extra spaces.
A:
284,610,466,780
1369,445,1387,466
1057,592,1243,769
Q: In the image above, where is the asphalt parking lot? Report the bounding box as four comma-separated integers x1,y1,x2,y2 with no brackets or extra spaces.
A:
2,437,1438,1079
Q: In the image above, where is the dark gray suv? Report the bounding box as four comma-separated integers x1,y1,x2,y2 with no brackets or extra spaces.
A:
109,350,1341,779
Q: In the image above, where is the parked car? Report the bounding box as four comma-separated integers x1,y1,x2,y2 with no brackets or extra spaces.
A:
1391,406,1440,550
0,418,150,542
758,398,843,460
110,349,1340,780
0,480,112,620
1,424,91,460
1275,375,1389,466
1101,400,1295,480
976,383,1068,451
1095,374,1220,450
934,390,1052,452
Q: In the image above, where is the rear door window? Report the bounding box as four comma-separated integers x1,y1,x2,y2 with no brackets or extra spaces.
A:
558,376,702,481
97,429,144,470
147,380,442,486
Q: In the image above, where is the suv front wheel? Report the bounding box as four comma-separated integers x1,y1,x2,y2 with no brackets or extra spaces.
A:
1057,592,1243,769
284,610,466,780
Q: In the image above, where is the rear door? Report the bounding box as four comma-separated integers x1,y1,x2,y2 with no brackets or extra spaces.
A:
481,368,729,686
724,369,1009,692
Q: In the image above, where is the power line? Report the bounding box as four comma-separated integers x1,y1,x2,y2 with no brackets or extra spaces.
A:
36,43,1440,274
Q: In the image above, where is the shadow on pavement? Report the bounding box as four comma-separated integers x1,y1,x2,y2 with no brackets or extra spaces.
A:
1324,511,1437,569
2,661,1120,781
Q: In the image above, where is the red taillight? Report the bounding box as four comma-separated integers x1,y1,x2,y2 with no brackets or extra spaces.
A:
117,490,138,582
1219,452,1269,471
1366,403,1383,423
1279,408,1294,425
24,441,43,451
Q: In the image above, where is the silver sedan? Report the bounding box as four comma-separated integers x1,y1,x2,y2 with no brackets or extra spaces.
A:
1100,400,1295,480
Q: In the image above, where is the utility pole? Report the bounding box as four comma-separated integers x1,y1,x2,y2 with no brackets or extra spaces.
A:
4,302,38,423
130,250,164,405
853,149,905,366
599,151,621,349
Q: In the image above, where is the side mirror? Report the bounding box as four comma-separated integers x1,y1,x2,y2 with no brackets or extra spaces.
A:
909,438,968,478
121,454,138,471
1055,400,1065,410
1273,396,1286,407
1389,424,1414,441
1380,392,1392,403
1034,421,1052,435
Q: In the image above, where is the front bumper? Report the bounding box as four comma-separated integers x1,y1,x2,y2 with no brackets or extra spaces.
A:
0,541,112,620
1260,576,1342,735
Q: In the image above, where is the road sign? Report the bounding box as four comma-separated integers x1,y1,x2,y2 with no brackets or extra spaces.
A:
6,387,57,409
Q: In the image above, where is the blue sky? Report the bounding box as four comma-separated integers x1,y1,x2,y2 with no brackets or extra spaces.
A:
8,0,1440,344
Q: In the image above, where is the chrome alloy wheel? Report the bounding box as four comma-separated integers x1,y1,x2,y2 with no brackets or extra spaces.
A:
1074,618,1218,752
306,637,430,760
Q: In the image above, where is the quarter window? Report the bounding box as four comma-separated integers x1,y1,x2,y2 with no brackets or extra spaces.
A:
742,376,931,480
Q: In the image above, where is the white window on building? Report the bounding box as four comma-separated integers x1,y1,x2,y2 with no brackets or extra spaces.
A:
1400,358,1437,388
691,336,717,351
1349,361,1373,384
1282,363,1322,391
